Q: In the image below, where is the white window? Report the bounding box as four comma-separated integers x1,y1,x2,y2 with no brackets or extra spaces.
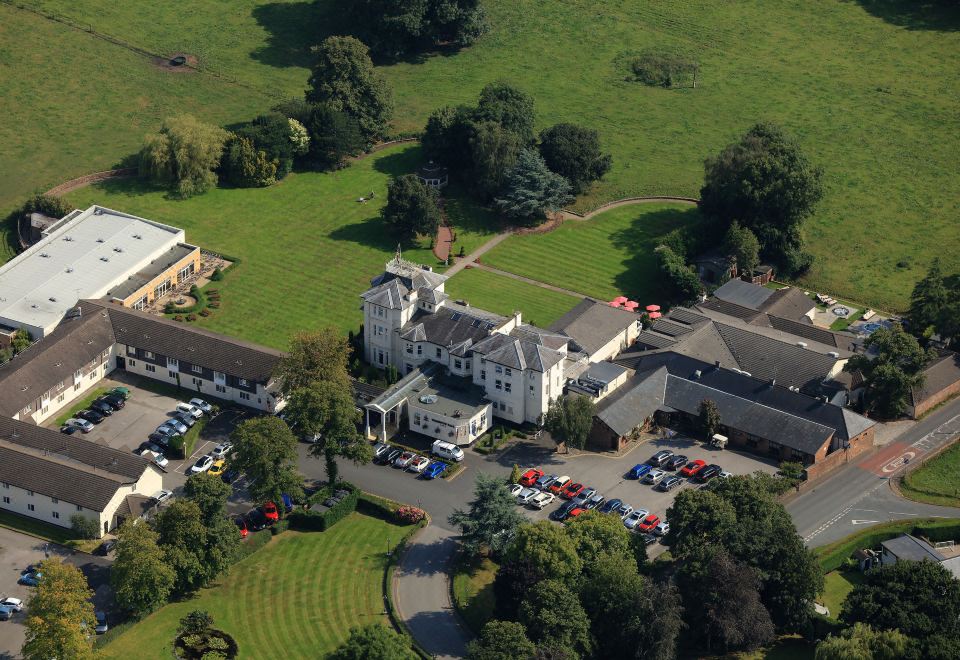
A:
454,359,462,369
178,263,194,282
192,364,202,374
76,505,83,512
57,393,65,403
529,385,535,395
168,357,178,368
505,368,512,376
27,490,33,497
22,404,31,414
377,306,385,318
2,496,8,504
435,347,442,358
56,380,64,390
238,378,249,387
377,350,385,365
1,482,8,489
51,497,58,503
192,377,203,386
417,345,422,355
74,383,81,392
216,384,226,393
406,344,413,354
52,511,59,520
169,371,176,378
480,370,486,380
143,350,154,359
499,402,506,411
414,413,421,425
495,379,502,390
239,392,251,401
128,360,136,367
133,294,148,310
495,365,503,374
74,369,82,379
505,382,512,393
145,364,156,373
27,504,34,512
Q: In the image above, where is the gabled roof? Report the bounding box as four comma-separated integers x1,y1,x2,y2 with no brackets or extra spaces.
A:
399,307,500,348
595,366,668,436
548,298,641,356
362,279,411,310
699,282,815,323
417,287,448,305
509,325,569,351
472,333,564,373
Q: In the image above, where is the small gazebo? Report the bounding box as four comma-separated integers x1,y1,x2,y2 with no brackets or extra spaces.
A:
416,161,449,189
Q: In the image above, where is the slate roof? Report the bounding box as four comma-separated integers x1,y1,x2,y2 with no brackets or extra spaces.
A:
762,314,859,351
699,282,814,323
763,288,816,321
548,298,641,356
712,278,774,310
696,297,757,320
370,258,447,291
881,535,943,563
595,366,668,436
362,279,412,310
912,352,960,407
399,307,501,348
417,287,448,305
510,326,570,351
0,308,115,417
87,301,283,383
473,333,565,373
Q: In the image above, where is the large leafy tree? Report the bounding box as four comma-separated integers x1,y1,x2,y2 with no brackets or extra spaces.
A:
664,488,737,556
382,174,442,241
494,149,572,226
655,244,703,304
844,323,936,418
475,82,537,145
468,620,536,660
235,112,298,177
700,122,823,275
21,559,96,660
276,328,353,395
518,579,593,657
537,123,611,194
504,521,582,586
307,36,393,142
229,416,304,508
492,555,541,621
111,520,175,617
449,472,526,557
184,472,241,576
543,395,596,450
153,499,209,594
840,559,960,640
815,623,909,660
347,0,487,58
722,221,761,277
304,101,365,170
139,114,230,198
564,510,633,567
222,135,278,188
329,624,416,660
469,121,523,200
908,258,949,339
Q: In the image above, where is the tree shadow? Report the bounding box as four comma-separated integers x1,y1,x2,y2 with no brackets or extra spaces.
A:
371,145,424,177
848,0,960,31
329,214,396,252
250,0,344,69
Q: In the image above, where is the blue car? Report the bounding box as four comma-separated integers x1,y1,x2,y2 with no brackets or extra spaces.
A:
423,461,447,479
629,464,653,479
599,498,623,514
0,605,14,621
18,572,41,587
281,493,294,512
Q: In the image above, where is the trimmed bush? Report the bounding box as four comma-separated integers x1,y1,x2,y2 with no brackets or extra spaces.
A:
270,518,289,536
289,484,359,532
914,522,960,543
200,309,211,317
186,314,198,322
70,513,100,540
168,435,186,460
211,267,223,281
395,506,426,524
357,492,401,520
174,315,184,322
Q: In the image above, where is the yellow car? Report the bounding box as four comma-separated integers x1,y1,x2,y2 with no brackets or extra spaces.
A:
208,459,226,477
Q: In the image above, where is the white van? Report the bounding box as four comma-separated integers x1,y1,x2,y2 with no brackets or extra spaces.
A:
432,440,465,462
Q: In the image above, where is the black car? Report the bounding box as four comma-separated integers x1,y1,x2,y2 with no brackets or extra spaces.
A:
245,508,269,531
221,468,240,484
174,412,196,428
551,500,578,522
696,464,723,483
647,450,674,467
383,448,403,465
101,393,125,409
137,441,164,456
663,454,688,471
148,432,171,447
78,409,104,424
89,400,114,416
60,425,79,435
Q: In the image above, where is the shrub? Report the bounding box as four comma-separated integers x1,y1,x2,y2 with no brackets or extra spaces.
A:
174,315,184,322
70,514,100,540
168,435,186,460
630,50,699,88
395,506,426,524
208,302,220,309
270,518,289,536
187,314,198,322
200,309,211,317
289,484,359,532
210,267,223,281
139,115,230,198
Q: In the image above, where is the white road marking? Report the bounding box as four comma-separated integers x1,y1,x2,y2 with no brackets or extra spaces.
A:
851,519,880,525
882,451,916,473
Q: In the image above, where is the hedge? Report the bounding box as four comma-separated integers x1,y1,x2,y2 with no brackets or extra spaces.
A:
288,483,359,532
816,518,960,573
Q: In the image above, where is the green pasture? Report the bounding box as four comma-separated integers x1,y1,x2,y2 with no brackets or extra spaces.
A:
444,267,579,328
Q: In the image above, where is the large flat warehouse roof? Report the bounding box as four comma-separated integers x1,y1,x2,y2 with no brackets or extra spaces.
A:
0,206,185,334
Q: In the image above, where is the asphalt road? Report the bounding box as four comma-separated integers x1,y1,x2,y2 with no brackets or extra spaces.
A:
788,397,960,547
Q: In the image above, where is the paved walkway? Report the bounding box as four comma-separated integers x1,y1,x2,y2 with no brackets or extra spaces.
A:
559,195,699,221
443,231,512,276
471,263,588,299
393,524,471,659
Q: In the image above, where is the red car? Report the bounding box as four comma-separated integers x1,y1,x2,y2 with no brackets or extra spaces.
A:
519,468,543,487
560,482,585,500
548,476,571,495
261,501,279,523
566,508,587,522
234,516,248,538
637,514,660,533
679,459,706,478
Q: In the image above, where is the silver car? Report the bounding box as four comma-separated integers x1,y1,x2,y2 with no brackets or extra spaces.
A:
643,469,666,485
517,487,540,505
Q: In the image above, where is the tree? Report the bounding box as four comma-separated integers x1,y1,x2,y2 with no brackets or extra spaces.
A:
179,609,215,635
698,398,721,439
449,472,526,557
428,0,488,48
494,149,573,225
844,323,936,418
307,36,394,142
304,102,364,169
139,114,230,198
153,499,208,594
542,395,595,450
329,624,416,660
10,329,32,355
469,121,522,200
504,521,582,586
815,623,909,660
21,559,95,660
509,464,522,485
233,112,298,177
700,122,823,275
655,245,703,304
276,328,353,395
69,513,99,540
722,221,760,277
382,174,442,241
288,118,310,156
475,82,536,145
537,123,611,194
564,510,633,567
184,472,232,525
664,488,737,556
907,258,948,339
468,620,536,660
840,559,960,640
518,579,593,657
422,104,476,168
229,416,303,509
111,520,175,617
347,0,487,58
222,135,278,187
184,472,240,576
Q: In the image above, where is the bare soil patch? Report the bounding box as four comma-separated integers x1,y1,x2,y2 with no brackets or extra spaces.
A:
154,53,199,73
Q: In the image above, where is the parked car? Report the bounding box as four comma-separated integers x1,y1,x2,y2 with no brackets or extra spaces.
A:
161,418,188,435
423,461,447,479
0,597,23,612
718,470,733,480
637,514,661,533
408,455,431,473
261,501,279,523
60,424,79,435
234,516,248,538
189,455,214,474
664,454,688,470
372,442,391,461
245,508,269,531
141,450,168,468
95,611,108,634
384,448,403,465
560,482,585,500
210,442,233,459
281,493,294,513
101,393,126,409
519,468,544,487
147,432,171,447
680,459,707,478
176,402,203,419
151,490,172,504
508,484,524,497
536,473,558,490
639,532,658,546
586,493,605,510
617,503,634,519
697,464,723,482
623,509,649,531
108,386,131,400
65,418,94,433
174,411,196,428
0,605,14,621
654,521,670,536
221,468,240,484
647,450,674,467
95,539,117,556
431,440,464,462
137,441,164,456
18,572,41,587
189,397,213,414
628,463,653,479
77,409,104,425
517,488,540,505
208,459,226,477
642,469,666,485
154,425,181,438
531,492,556,509
551,500,578,521
565,508,587,522
657,475,683,492
599,498,623,514
393,451,417,469
573,487,596,508
548,476,571,495
89,400,115,416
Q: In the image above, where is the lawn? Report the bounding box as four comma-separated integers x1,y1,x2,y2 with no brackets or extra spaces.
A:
819,570,864,621
452,554,499,635
900,440,960,508
444,267,579,329
98,514,412,660
482,202,704,305
54,387,110,426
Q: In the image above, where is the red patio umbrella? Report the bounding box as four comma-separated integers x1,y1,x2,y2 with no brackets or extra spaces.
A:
623,301,640,310
613,296,628,304
648,311,662,319
645,304,661,312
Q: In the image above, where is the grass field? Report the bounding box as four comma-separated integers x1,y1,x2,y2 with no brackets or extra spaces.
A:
483,202,704,304
4,1,960,311
900,440,960,508
98,514,411,660
819,570,864,621
444,267,579,328
451,554,499,635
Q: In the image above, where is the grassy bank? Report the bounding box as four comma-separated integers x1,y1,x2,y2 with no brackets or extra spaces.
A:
451,554,499,635
900,440,960,508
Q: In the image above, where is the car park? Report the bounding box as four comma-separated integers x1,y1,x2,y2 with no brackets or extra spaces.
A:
138,441,165,456
234,516,248,538
148,432,171,447
548,476,571,494
1,597,24,612
423,461,447,479
262,501,279,523
508,484,524,498
0,605,14,621
517,488,540,505
586,493,605,510
60,424,79,434
573,487,596,507
561,482,585,500
617,503,634,519
719,470,733,479
642,469,666,485
65,418,94,433
154,425,181,438
697,464,723,482
637,514,661,533
664,454,688,470
95,611,109,634
647,450,674,467
531,492,556,509
657,475,683,492
393,451,416,469
89,400,114,416
210,442,233,459
109,386,131,400
639,532,658,545
152,489,172,504
208,460,226,477
680,459,707,478
18,571,41,587
189,455,214,474
654,521,670,536
623,509,649,530
174,411,196,428
536,473,558,490
628,463,653,479
190,398,213,414
599,498,622,514
77,409,104,425
408,455,430,473
431,440,465,462
519,468,544,487
565,508,586,522
176,402,204,419
551,500,578,521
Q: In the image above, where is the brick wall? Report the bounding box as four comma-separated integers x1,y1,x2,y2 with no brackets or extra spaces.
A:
804,425,875,482
911,378,960,419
